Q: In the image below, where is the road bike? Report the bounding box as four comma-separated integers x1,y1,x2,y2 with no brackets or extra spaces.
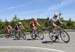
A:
49,25,70,43
14,30,26,40
30,29,44,40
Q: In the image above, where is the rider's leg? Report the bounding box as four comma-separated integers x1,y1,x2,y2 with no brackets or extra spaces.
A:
31,26,36,36
33,26,37,32
8,30,11,37
52,23,57,32
16,30,21,39
52,23,59,40
32,26,37,37
34,26,37,37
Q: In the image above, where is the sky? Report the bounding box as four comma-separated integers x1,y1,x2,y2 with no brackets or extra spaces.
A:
0,0,75,21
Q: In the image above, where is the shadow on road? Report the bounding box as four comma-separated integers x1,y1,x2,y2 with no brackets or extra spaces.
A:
42,40,64,44
42,41,53,44
27,38,38,40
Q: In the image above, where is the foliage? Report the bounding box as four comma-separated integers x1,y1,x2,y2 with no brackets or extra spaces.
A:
0,16,75,34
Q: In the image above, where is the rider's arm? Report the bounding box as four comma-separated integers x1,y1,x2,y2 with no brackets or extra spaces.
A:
22,25,25,30
7,27,9,31
53,22,57,27
58,14,63,25
10,26,13,30
59,19,63,25
36,21,41,26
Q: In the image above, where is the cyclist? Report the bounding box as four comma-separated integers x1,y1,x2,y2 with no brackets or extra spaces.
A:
6,25,13,37
30,18,41,38
14,22,25,39
49,13,63,39
15,22,25,32
49,13,63,31
30,18,40,31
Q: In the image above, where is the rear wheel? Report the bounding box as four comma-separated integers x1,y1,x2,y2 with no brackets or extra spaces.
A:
49,31,58,42
31,31,37,40
5,34,10,38
60,31,70,43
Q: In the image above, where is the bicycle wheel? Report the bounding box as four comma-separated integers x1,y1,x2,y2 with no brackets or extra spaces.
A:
60,31,70,43
11,31,15,38
5,34,10,38
38,31,44,40
31,31,36,40
49,31,57,42
21,32,26,40
14,32,20,40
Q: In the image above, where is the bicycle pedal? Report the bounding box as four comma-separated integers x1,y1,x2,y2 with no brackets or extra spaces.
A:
53,40,56,42
35,34,37,37
51,35,53,37
33,34,35,36
53,31,56,34
55,36,58,39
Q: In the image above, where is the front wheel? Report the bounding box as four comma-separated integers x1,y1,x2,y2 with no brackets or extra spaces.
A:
38,31,44,40
14,32,20,40
60,31,70,43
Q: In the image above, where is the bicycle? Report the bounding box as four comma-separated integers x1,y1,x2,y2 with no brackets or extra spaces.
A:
30,29,44,40
49,25,70,43
14,30,26,40
5,29,15,38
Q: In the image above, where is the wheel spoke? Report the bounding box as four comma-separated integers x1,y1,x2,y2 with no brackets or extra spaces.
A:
60,31,70,43
38,31,44,40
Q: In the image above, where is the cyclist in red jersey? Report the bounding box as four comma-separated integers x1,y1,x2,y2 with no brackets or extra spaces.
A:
30,18,40,31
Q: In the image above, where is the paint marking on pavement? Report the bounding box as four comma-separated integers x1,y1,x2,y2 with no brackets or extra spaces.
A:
0,46,66,52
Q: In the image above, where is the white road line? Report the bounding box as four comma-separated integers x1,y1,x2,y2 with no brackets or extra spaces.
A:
0,46,66,52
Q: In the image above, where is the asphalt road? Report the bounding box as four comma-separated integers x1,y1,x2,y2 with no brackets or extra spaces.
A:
0,32,75,52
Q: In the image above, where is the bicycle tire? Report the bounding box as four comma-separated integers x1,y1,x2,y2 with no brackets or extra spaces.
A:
14,32,20,40
21,32,26,40
49,31,57,42
38,31,44,40
31,31,37,40
60,31,70,43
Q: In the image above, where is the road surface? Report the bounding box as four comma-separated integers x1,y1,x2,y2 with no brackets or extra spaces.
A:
0,32,75,52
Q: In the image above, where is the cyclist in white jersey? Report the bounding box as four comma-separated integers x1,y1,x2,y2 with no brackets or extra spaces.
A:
49,13,63,31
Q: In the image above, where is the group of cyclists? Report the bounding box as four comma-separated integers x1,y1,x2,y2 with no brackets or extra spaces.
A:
6,12,63,39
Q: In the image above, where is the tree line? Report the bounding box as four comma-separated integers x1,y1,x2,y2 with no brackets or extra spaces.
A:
0,15,75,34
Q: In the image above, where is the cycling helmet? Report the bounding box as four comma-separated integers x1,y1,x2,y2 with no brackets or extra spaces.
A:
18,22,22,24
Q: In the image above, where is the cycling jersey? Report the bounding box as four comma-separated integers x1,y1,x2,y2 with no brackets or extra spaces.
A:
49,18,59,25
30,20,37,27
7,25,13,33
15,25,19,30
7,26,12,29
15,24,24,30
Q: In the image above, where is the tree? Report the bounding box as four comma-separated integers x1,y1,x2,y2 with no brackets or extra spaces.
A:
4,19,9,26
11,15,20,27
66,18,74,29
0,19,3,29
12,15,20,22
60,17,64,22
45,17,49,27
0,19,7,34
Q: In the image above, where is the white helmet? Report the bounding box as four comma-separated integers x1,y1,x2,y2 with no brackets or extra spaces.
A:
54,12,59,16
54,12,61,16
18,22,22,24
32,17,37,20
34,18,37,21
